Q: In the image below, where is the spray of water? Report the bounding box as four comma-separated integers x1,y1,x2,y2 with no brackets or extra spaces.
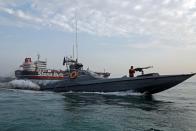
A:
8,80,40,90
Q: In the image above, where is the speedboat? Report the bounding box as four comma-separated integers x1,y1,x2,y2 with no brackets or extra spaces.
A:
37,58,195,94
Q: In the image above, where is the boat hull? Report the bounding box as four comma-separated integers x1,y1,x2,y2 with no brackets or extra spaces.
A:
42,73,195,94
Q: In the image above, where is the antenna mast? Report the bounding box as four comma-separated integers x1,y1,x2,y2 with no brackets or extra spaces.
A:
75,10,78,61
72,44,75,59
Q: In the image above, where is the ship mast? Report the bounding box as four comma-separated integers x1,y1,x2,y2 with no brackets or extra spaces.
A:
72,44,75,59
65,9,79,70
75,11,78,62
71,10,78,62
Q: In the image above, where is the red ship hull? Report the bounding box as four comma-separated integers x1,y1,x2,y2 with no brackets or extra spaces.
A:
15,70,66,80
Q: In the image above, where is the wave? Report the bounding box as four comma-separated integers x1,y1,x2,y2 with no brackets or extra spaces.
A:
0,82,7,88
0,77,14,83
93,91,142,96
64,90,142,96
8,80,40,90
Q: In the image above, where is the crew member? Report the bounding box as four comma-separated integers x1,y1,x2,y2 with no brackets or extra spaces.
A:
129,66,135,77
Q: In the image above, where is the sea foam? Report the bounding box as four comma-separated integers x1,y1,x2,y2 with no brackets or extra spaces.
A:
8,80,40,90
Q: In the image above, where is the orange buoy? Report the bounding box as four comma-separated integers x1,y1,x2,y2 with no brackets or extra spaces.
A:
69,71,78,79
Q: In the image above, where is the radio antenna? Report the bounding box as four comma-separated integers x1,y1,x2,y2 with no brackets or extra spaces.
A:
72,44,75,59
75,10,78,61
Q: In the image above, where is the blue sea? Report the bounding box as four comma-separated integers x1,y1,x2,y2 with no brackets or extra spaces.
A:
0,77,196,131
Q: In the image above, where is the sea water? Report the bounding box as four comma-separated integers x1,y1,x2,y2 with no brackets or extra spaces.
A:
0,77,196,131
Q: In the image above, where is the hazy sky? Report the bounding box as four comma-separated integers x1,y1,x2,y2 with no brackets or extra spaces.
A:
0,0,196,77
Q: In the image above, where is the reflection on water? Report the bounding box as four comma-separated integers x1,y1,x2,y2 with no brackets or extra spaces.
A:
63,92,171,111
62,92,196,131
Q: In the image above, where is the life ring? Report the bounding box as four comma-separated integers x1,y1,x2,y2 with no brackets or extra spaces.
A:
69,71,78,79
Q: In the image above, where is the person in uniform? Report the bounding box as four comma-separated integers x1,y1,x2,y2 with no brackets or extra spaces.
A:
129,66,135,77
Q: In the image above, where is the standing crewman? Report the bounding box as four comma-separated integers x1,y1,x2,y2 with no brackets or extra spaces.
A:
129,66,135,77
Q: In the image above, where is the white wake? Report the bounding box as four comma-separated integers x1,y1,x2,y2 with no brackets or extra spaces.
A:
64,90,142,96
8,80,40,90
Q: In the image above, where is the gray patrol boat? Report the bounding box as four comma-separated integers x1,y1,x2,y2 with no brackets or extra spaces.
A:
38,57,195,94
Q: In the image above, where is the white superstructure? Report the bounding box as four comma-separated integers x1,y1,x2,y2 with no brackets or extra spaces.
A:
21,57,47,72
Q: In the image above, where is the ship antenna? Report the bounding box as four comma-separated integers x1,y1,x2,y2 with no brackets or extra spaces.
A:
72,44,75,59
75,10,78,62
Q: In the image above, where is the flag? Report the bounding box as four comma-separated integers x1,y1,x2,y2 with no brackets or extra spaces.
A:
63,57,66,66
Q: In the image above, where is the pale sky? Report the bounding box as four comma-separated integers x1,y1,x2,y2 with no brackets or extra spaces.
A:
0,0,196,77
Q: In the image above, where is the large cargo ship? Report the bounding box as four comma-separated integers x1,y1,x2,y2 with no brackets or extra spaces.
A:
15,55,66,80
